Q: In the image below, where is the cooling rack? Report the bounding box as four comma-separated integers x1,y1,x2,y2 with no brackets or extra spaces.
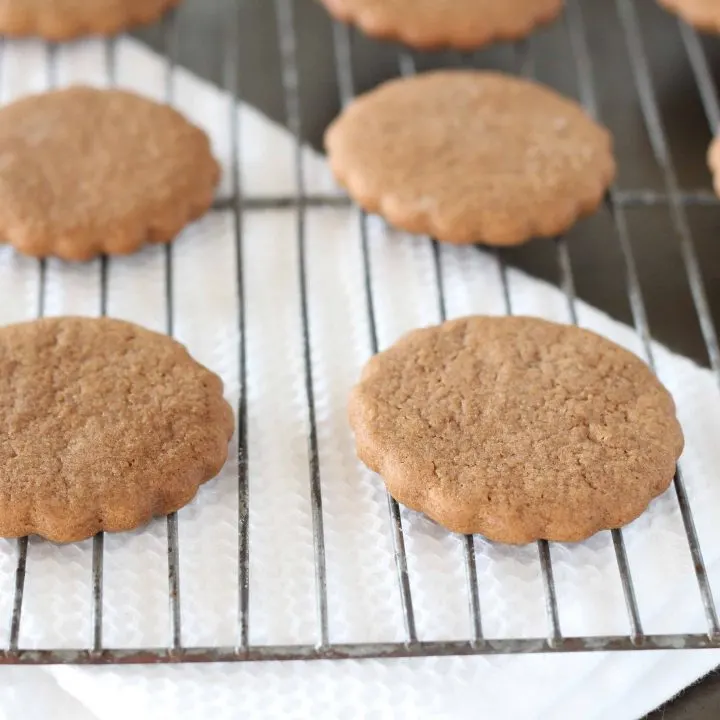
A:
2,0,720,665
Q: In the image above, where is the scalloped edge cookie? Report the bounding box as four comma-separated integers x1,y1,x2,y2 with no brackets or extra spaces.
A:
326,70,616,247
0,317,235,543
0,86,220,261
349,316,683,544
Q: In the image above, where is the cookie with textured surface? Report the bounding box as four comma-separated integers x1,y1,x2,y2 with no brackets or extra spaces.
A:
0,86,219,261
325,71,615,247
0,317,234,543
349,315,683,544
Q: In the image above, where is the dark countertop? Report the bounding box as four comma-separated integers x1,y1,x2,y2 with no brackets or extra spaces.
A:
137,1,720,716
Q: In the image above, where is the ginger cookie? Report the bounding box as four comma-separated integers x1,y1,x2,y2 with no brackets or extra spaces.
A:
319,0,564,50
0,317,235,543
0,86,220,261
657,0,720,33
0,0,182,40
708,136,720,194
325,71,616,247
349,316,684,544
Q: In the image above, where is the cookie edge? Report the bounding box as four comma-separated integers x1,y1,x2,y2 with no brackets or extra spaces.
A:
319,0,565,50
657,0,720,34
0,0,183,40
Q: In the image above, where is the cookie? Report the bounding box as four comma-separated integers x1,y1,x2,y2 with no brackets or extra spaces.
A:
0,317,235,543
0,86,219,261
325,71,616,246
708,136,720,194
0,0,181,40
657,0,720,33
319,0,564,49
349,316,683,544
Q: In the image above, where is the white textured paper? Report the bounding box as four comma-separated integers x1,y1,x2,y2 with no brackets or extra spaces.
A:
0,38,720,720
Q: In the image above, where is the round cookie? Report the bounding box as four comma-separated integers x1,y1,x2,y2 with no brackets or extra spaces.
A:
657,0,720,33
349,316,683,544
0,0,181,40
319,0,564,50
0,86,219,261
0,317,235,543
325,71,616,246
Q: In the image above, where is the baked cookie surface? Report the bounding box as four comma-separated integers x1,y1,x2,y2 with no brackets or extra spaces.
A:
319,0,564,49
0,317,235,543
658,0,720,33
349,316,683,544
0,86,219,261
0,0,181,40
325,71,616,247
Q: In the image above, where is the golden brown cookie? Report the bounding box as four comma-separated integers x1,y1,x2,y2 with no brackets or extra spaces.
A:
0,86,220,261
0,317,235,543
708,136,720,194
319,0,564,49
325,71,616,246
0,0,182,40
657,0,720,33
349,316,683,544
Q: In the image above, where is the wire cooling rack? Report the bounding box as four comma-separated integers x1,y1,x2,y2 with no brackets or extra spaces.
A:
2,0,720,665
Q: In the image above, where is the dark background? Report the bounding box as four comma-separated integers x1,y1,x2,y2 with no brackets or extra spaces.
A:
137,0,720,716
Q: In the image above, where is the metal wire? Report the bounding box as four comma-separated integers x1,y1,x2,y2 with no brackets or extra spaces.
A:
207,189,720,211
680,23,720,133
222,0,251,654
556,235,644,640
397,49,483,644
8,41,58,654
331,21,418,644
3,0,720,665
566,0,720,638
89,34,119,659
274,0,331,648
163,8,183,652
616,0,720,380
540,9,645,643
3,632,720,664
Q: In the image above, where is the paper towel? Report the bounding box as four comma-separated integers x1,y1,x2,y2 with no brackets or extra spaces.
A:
0,35,719,720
